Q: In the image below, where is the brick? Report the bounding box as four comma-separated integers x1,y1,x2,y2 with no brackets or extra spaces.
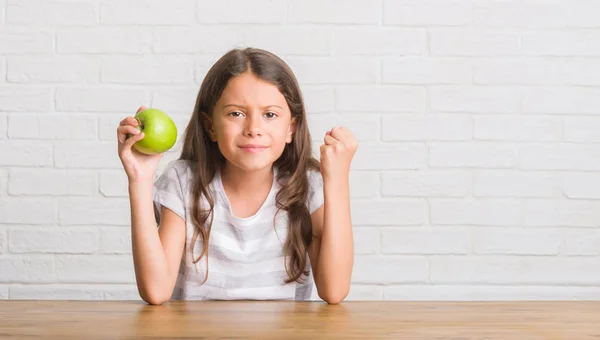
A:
103,285,140,300
153,27,244,54
473,59,564,85
9,169,97,196
332,28,425,56
381,228,469,255
195,57,221,86
473,170,560,198
430,256,600,285
54,142,120,169
289,0,379,24
349,171,379,199
9,285,104,300
99,171,129,197
381,170,470,198
430,29,520,56
563,172,600,199
0,198,57,224
383,0,470,26
287,57,378,85
0,168,7,197
0,141,53,166
58,198,130,226
244,27,329,56
0,114,6,139
0,0,5,25
101,56,195,85
382,114,472,141
383,57,471,85
56,87,150,113
198,0,285,24
429,86,519,114
353,227,380,255
522,199,600,228
302,86,335,114
0,226,6,253
7,0,98,25
519,144,600,171
522,87,600,115
562,229,600,256
100,227,131,254
430,198,520,226
383,285,600,301
7,56,99,83
336,86,426,113
8,113,97,140
474,115,561,142
9,228,98,254
353,142,426,170
56,255,135,283
101,0,195,25
152,87,198,114
472,228,562,255
564,117,600,143
0,57,5,82
352,256,428,284
351,199,427,226
472,0,565,28
309,114,379,142
565,0,600,28
0,27,53,54
57,27,151,54
523,30,600,56
0,87,53,112
429,142,517,169
346,285,382,301
0,257,55,283
98,114,136,141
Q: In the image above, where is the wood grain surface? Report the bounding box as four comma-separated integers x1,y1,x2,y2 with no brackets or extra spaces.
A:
1,300,600,339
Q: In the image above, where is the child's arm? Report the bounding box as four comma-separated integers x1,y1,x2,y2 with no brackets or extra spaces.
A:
309,127,358,304
129,182,186,305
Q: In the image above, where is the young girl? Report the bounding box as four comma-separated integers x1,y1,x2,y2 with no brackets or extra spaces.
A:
116,48,357,305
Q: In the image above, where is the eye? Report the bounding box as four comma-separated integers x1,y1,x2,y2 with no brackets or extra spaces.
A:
228,111,244,117
264,112,278,119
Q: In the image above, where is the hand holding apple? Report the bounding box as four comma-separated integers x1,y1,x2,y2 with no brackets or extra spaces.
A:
117,106,177,183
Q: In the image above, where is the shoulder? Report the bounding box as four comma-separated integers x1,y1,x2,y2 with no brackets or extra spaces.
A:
307,167,323,193
154,159,195,195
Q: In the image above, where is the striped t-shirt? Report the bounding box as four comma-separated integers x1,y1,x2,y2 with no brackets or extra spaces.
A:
152,159,324,301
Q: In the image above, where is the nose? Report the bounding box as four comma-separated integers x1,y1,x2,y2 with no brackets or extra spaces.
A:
244,113,262,137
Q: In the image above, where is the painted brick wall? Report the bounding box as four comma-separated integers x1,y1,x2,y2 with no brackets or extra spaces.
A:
1,0,600,301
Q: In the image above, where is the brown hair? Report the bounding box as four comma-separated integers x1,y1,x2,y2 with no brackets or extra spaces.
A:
179,47,320,284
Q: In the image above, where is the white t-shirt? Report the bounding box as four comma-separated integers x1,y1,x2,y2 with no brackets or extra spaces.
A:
152,159,325,301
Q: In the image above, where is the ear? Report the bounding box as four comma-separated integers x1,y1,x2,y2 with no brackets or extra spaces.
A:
202,112,217,142
286,117,297,144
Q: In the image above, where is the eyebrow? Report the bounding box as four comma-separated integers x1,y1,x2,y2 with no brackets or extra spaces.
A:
223,104,284,110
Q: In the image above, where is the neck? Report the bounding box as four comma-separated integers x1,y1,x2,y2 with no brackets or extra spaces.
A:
221,163,274,196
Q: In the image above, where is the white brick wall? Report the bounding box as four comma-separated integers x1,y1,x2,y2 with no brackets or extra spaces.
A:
1,0,600,302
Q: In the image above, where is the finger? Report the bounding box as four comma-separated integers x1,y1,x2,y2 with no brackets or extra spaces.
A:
119,116,139,127
330,126,346,140
117,125,142,143
136,106,147,114
124,130,144,149
324,134,337,145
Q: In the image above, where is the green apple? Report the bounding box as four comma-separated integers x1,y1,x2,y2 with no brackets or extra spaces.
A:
131,108,177,155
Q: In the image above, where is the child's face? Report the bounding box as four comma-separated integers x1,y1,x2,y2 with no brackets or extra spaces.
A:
208,71,296,173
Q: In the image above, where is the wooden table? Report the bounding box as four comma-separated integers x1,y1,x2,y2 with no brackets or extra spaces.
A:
1,300,600,339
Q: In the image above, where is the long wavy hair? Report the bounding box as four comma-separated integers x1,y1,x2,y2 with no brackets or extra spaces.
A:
178,47,320,284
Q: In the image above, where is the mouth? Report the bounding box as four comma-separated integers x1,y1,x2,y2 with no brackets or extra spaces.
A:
239,144,268,153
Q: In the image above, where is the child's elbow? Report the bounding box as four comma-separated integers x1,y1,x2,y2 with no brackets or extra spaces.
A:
319,287,349,305
140,289,171,306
